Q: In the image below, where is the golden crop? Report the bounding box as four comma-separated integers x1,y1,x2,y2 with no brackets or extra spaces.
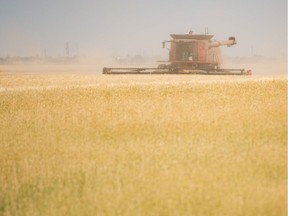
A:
0,73,287,216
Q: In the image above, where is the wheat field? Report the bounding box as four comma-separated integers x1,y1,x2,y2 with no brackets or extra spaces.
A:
0,70,287,216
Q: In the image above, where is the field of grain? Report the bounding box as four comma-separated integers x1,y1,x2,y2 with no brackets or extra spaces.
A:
0,68,287,216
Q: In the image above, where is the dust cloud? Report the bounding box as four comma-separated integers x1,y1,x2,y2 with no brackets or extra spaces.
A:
0,55,113,75
0,52,286,76
223,58,287,76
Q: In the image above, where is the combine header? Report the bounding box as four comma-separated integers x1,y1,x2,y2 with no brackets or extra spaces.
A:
103,31,251,75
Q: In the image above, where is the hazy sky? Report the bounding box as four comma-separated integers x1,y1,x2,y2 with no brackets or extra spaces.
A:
0,0,286,58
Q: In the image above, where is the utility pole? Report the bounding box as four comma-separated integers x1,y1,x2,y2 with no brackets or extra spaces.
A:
66,42,69,58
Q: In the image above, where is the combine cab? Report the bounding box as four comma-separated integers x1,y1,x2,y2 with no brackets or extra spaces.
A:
103,31,251,75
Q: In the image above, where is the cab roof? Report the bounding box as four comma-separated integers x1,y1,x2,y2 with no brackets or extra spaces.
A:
170,34,214,40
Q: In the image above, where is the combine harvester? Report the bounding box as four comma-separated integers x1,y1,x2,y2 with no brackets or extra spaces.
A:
103,31,251,75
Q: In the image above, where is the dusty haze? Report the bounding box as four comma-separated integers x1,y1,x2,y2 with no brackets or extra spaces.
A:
0,0,286,63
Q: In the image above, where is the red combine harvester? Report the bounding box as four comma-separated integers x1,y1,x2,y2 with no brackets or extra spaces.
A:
103,31,251,75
